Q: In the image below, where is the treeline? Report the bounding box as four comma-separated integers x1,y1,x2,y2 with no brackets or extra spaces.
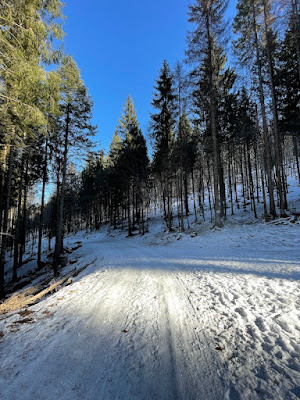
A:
0,0,299,297
73,0,299,232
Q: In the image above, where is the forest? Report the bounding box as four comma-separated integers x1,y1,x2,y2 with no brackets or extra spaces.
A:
0,0,299,300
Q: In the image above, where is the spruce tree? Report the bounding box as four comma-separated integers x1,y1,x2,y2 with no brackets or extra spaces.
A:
107,130,124,229
276,21,300,182
53,56,96,275
116,95,148,235
0,0,64,298
233,0,277,219
186,0,229,227
261,0,288,215
290,0,300,81
150,60,176,231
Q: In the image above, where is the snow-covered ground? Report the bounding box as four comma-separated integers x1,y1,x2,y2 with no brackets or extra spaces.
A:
0,179,299,400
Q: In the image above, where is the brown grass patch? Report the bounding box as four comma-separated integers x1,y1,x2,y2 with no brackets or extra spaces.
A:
0,285,43,314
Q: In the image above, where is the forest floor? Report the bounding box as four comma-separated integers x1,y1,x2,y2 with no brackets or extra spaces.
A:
0,178,299,400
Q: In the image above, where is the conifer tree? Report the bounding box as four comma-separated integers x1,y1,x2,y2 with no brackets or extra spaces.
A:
53,56,96,275
233,0,277,219
236,88,258,217
37,70,63,270
118,95,139,142
186,0,229,227
261,0,288,215
116,95,148,235
0,0,64,298
107,130,124,229
151,61,176,231
276,21,300,182
290,0,300,81
173,62,188,230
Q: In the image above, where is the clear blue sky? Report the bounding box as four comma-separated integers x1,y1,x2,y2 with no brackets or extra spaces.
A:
63,0,236,154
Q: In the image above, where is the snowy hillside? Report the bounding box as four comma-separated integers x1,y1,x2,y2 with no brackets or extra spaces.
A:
0,180,299,400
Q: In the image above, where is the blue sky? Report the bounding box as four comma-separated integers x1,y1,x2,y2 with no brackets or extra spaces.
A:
63,0,236,154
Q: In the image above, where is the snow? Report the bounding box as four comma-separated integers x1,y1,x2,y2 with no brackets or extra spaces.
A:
0,178,299,399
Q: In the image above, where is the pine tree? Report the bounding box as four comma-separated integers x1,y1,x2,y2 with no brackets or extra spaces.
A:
0,0,64,298
151,60,176,231
276,21,300,182
186,0,229,227
290,0,300,81
233,0,277,219
236,88,258,217
107,130,124,229
116,95,148,235
173,62,188,230
53,56,96,275
118,95,139,143
261,0,288,216
37,69,62,270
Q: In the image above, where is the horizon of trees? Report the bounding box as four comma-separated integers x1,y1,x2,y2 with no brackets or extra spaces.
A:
0,0,299,298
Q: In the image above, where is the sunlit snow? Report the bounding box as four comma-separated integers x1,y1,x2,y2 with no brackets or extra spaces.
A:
0,178,299,400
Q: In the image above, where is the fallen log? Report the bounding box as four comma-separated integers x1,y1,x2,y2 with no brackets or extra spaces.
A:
26,258,97,306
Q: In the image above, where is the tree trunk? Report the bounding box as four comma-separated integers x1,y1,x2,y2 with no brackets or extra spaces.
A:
13,169,24,282
291,0,300,82
127,184,132,236
141,200,145,235
179,119,185,231
293,133,300,183
206,159,213,223
206,15,223,228
0,146,14,298
37,140,48,269
252,2,276,218
246,139,257,218
261,165,269,222
167,176,173,232
19,158,29,267
191,169,198,222
0,171,4,236
54,106,70,275
262,0,287,216
161,175,167,223
253,143,260,202
228,143,234,215
218,152,226,219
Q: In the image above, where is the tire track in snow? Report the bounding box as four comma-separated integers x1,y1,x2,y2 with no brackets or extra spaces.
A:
104,244,182,400
69,243,181,399
168,272,228,399
0,240,226,400
131,245,226,400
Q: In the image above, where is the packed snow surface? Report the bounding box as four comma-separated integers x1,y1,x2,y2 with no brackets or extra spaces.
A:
0,217,300,399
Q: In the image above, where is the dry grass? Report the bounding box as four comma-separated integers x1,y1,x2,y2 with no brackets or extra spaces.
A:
0,285,43,314
0,259,96,315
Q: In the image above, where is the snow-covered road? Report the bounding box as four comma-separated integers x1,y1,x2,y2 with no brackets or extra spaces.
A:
0,221,300,400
